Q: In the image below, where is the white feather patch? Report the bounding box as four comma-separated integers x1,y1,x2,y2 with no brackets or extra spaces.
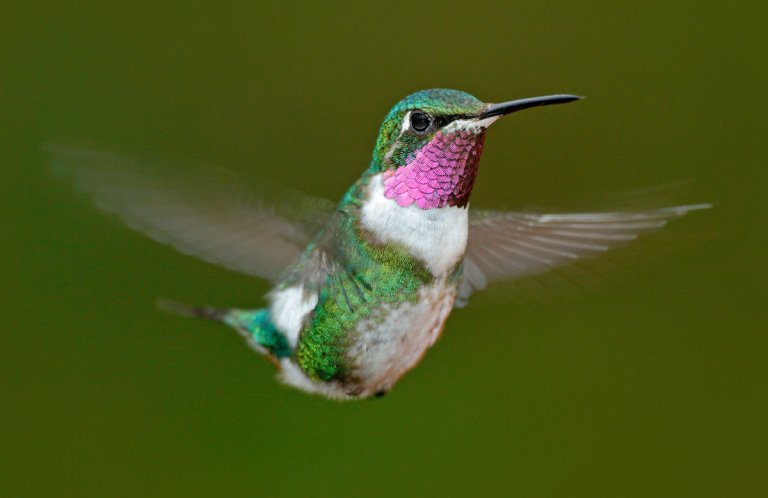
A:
361,173,468,276
443,116,499,134
278,360,354,400
268,285,318,347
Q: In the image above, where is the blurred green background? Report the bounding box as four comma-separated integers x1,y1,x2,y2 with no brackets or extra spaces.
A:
2,1,766,497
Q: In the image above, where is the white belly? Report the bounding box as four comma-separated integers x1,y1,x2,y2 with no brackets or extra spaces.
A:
346,280,457,393
278,280,458,399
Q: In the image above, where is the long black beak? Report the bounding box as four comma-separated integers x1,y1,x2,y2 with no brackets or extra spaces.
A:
481,94,583,118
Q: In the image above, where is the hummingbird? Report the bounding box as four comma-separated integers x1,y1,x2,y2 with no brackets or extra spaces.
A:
52,89,709,400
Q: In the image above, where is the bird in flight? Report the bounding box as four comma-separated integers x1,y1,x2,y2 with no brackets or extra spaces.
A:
52,89,709,399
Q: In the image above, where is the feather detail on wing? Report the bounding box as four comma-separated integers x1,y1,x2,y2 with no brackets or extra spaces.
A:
277,209,372,308
48,145,335,282
457,204,711,305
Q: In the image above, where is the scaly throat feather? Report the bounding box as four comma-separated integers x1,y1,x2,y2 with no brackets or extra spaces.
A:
382,130,486,210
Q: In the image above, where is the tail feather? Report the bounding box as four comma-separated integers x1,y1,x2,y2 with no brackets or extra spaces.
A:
156,298,228,322
156,299,292,361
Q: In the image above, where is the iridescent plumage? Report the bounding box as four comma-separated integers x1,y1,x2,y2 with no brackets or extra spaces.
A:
383,129,485,209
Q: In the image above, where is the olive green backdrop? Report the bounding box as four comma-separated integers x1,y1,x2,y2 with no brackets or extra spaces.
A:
2,1,765,497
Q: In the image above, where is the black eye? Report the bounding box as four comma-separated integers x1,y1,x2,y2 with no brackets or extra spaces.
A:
410,112,431,132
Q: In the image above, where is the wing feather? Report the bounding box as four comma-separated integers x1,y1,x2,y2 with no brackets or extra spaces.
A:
458,204,710,304
49,145,335,282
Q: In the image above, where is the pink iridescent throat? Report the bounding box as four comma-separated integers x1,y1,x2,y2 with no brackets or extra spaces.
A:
382,130,486,210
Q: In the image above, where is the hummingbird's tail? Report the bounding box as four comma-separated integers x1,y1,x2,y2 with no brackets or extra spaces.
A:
156,298,229,322
156,298,292,362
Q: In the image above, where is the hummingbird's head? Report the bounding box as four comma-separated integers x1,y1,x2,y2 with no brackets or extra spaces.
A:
371,88,580,209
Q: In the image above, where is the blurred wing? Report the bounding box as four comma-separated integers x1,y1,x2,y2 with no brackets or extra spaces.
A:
49,145,336,282
458,204,711,304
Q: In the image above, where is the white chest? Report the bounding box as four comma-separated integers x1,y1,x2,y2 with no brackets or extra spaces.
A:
360,173,469,276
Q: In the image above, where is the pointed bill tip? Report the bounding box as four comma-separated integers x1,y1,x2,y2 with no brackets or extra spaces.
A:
482,94,584,118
